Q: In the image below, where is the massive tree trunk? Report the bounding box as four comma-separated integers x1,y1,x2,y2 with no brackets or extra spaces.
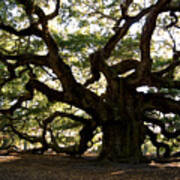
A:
98,86,145,163
94,77,146,163
100,119,145,163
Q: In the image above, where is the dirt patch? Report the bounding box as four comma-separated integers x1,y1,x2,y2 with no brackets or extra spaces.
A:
0,154,179,180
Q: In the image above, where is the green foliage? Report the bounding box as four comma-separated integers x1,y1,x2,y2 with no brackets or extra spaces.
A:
54,33,108,52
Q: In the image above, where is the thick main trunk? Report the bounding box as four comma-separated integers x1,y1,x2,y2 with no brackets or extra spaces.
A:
99,120,145,163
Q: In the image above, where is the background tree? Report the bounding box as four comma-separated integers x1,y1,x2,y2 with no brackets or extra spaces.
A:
0,0,180,163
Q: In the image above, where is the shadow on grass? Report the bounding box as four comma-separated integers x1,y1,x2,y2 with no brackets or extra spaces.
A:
0,153,179,180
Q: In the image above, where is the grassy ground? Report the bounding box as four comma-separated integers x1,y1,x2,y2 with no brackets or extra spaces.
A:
0,153,179,180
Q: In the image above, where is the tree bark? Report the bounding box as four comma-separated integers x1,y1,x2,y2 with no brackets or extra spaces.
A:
99,119,145,163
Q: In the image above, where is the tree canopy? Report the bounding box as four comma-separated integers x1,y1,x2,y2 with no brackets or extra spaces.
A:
0,0,180,163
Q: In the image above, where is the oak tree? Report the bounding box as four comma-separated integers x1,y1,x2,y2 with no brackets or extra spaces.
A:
0,0,180,163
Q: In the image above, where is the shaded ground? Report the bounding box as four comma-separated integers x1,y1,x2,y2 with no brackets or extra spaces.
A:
0,153,179,180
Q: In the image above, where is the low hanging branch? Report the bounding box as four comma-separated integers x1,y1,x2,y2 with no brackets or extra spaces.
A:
110,59,139,75
48,121,97,156
4,111,95,154
153,61,180,77
43,112,97,155
145,127,171,157
0,53,50,67
0,22,42,37
9,123,42,144
144,117,180,139
0,93,33,115
143,93,180,115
